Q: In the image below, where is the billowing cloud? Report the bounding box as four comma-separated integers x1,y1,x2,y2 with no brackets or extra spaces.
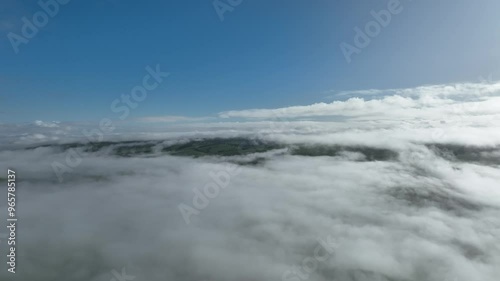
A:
34,120,60,128
220,81,500,119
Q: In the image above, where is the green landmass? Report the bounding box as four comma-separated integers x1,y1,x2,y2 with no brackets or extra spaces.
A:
162,138,283,157
291,145,398,161
25,138,408,162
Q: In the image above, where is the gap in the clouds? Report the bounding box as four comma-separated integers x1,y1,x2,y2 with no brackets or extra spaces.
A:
427,144,500,167
388,185,484,216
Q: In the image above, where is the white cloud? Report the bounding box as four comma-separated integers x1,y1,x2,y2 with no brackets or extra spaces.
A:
333,81,500,98
220,81,500,119
34,120,60,128
0,139,499,280
136,115,211,123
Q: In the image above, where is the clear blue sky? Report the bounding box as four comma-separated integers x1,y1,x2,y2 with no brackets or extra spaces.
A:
1,0,499,123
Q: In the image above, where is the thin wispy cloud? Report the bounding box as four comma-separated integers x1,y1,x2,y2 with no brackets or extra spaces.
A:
330,81,500,99
220,81,500,119
136,115,212,123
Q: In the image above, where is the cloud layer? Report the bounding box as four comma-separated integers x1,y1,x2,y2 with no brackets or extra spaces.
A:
0,81,499,281
219,81,500,120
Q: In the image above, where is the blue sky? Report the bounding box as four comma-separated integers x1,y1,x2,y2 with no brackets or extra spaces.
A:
0,0,499,123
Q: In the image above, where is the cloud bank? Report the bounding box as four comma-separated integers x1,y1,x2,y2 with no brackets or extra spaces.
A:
0,81,499,281
219,81,500,120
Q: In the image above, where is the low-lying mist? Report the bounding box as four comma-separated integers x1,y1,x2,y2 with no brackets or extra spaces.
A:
0,134,499,281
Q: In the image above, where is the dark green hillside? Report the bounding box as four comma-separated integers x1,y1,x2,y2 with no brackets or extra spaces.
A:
291,145,398,161
162,138,283,157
